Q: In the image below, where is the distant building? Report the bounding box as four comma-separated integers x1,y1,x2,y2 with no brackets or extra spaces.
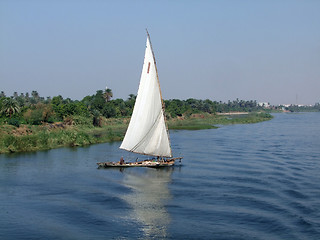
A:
258,102,270,108
282,104,291,108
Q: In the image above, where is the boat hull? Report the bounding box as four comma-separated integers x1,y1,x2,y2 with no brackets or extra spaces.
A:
97,157,182,168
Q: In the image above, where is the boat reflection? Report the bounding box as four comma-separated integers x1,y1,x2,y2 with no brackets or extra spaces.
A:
121,167,173,239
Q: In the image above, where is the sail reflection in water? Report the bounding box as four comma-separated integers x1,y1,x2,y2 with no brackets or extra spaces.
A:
121,168,173,238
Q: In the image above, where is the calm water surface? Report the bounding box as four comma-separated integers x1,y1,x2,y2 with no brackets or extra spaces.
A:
1,113,320,239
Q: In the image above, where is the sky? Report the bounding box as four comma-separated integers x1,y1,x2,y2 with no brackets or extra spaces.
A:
1,0,319,105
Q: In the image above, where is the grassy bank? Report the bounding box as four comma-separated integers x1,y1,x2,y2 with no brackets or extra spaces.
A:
0,112,272,154
168,112,273,130
0,118,128,154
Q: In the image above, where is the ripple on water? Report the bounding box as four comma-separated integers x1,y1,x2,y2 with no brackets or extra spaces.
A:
1,113,320,239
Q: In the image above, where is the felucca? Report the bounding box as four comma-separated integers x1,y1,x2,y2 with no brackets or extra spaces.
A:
98,31,182,168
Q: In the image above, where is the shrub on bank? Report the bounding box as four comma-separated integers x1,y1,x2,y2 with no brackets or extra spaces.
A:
8,118,20,127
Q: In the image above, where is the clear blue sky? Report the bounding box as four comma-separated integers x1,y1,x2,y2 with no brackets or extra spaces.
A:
1,0,319,105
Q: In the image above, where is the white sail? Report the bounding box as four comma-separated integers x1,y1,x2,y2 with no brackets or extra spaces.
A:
119,35,172,157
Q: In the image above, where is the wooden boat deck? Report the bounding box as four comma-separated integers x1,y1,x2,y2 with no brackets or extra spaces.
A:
97,157,182,168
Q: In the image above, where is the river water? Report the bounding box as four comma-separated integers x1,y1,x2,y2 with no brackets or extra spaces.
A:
1,113,320,239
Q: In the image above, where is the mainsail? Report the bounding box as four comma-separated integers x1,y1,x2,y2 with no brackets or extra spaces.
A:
119,34,172,158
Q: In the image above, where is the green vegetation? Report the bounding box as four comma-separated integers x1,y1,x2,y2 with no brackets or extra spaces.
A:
0,89,275,154
168,112,273,130
284,103,320,112
0,118,128,154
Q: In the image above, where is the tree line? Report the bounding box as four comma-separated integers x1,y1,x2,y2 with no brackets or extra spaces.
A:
0,89,278,127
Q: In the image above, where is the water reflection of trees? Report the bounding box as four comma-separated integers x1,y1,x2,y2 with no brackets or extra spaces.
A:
121,168,173,239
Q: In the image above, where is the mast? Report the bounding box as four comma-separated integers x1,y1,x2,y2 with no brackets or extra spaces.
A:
146,29,172,157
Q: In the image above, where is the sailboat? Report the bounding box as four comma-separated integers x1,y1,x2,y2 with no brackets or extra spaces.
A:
97,31,182,168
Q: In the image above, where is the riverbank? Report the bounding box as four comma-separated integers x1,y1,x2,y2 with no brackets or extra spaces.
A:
168,112,272,130
0,112,273,154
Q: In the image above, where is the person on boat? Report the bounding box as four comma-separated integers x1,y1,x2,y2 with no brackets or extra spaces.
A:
120,157,124,165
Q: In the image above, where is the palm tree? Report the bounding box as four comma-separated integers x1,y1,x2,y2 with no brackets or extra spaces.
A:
31,90,40,104
31,90,39,99
103,88,113,102
1,98,20,118
128,94,136,101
